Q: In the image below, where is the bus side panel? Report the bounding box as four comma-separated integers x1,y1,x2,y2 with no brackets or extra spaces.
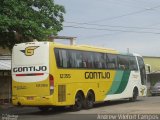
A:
51,69,116,106
105,71,147,100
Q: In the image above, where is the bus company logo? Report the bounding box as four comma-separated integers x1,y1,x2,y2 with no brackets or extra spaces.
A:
20,46,39,56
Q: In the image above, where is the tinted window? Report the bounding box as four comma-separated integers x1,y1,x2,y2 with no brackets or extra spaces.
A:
129,56,138,71
68,50,80,68
118,55,129,70
57,49,69,68
55,48,138,71
85,52,95,68
93,52,106,69
107,54,117,69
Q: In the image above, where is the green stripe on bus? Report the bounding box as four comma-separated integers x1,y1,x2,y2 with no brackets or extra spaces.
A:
107,71,124,95
115,70,131,94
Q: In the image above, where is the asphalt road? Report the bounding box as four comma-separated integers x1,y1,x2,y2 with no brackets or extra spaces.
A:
0,96,160,120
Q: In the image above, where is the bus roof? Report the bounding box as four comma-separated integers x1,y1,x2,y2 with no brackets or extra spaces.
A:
50,42,119,54
15,41,141,56
52,42,143,57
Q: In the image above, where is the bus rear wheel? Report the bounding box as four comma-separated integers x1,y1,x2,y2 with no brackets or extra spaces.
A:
83,91,95,109
72,93,83,111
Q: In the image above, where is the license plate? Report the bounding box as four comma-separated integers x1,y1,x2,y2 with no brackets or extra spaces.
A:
27,96,34,100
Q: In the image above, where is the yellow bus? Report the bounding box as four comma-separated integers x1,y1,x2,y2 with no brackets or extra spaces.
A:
12,41,147,111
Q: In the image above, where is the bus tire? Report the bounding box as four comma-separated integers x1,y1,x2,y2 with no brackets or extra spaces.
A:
129,87,138,102
83,91,95,109
72,92,83,111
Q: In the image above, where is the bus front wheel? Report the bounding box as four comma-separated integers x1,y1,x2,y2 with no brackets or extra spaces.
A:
129,88,138,102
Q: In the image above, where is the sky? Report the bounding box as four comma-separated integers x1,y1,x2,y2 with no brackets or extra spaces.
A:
55,0,160,56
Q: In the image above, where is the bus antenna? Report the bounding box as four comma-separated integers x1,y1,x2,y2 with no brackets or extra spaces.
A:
48,36,76,45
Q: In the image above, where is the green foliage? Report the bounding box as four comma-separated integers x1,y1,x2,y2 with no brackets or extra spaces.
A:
0,0,65,49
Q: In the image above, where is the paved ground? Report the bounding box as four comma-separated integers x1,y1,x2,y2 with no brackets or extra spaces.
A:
0,96,160,120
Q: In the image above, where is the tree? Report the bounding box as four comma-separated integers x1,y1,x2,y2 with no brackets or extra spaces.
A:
0,0,65,49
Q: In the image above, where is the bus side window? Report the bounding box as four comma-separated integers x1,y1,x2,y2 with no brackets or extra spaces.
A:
61,50,68,68
75,51,83,68
100,53,107,69
93,53,104,69
54,48,60,67
82,51,88,68
93,53,99,69
86,52,94,68
129,56,138,71
54,48,69,68
68,50,77,68
118,55,129,70
107,54,118,69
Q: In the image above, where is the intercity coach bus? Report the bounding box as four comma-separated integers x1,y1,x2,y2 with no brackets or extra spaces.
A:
12,41,147,111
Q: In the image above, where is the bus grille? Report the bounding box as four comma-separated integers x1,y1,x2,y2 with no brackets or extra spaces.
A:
58,85,66,102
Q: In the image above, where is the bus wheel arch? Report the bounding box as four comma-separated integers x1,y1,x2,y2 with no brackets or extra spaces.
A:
83,89,95,109
72,90,85,111
129,87,139,102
